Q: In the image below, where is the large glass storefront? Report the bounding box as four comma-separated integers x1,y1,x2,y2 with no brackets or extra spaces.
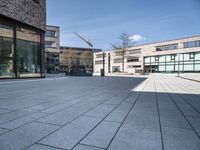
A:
144,52,200,73
0,17,44,79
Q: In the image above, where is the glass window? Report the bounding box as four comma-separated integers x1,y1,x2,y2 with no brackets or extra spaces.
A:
95,60,103,64
128,65,141,68
156,44,178,51
171,54,175,61
144,57,150,63
114,59,123,63
129,49,141,54
190,53,194,59
16,26,41,77
0,18,15,78
127,57,139,62
184,41,200,48
159,65,165,72
155,56,159,62
45,30,56,37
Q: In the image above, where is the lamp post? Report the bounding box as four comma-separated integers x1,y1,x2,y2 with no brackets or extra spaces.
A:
178,51,180,77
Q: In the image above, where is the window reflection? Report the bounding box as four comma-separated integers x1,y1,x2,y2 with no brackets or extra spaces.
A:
0,18,14,78
16,26,41,77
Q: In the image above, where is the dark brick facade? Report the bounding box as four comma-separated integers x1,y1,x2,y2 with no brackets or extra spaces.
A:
0,0,46,31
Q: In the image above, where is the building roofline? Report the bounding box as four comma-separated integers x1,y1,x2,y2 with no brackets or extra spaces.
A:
46,25,60,28
132,35,200,47
60,46,102,50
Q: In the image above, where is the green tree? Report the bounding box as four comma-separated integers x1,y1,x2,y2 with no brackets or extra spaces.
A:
112,32,135,73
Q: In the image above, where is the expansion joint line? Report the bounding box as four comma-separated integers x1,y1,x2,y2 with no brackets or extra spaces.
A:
154,79,165,150
159,80,200,139
105,78,150,150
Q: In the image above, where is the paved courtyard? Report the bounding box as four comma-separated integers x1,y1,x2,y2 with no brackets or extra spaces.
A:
0,75,200,150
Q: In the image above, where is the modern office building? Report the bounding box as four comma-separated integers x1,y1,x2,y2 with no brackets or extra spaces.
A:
93,36,200,75
0,0,46,79
45,25,60,73
60,46,101,75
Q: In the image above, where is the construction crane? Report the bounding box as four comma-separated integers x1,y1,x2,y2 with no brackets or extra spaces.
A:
74,32,93,48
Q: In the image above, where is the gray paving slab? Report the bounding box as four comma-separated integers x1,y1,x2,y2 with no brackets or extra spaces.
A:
105,102,132,123
39,116,102,150
123,109,160,132
81,121,120,149
0,109,13,115
0,122,59,150
162,127,200,150
41,99,83,113
108,127,162,150
174,96,200,117
26,144,61,150
0,110,35,125
38,99,102,125
73,144,104,150
84,104,117,119
0,128,8,135
27,101,64,111
0,112,47,129
0,99,47,110
159,109,191,129
187,116,200,136
0,75,200,150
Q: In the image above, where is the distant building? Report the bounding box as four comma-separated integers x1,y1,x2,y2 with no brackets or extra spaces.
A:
94,36,200,75
60,47,101,75
45,25,60,73
0,0,46,79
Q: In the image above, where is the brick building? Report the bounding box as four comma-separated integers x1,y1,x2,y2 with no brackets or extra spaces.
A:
0,0,46,78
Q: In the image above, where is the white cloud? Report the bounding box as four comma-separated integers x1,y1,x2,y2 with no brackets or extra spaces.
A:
129,34,146,42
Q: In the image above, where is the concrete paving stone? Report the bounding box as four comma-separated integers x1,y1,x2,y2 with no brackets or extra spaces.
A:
103,99,124,105
0,110,35,125
27,101,64,111
39,116,101,150
41,99,82,113
84,104,117,119
157,100,178,110
0,75,200,150
123,110,160,132
105,102,132,123
159,109,191,129
26,144,61,150
38,99,104,125
0,99,47,110
108,127,162,150
73,144,104,150
0,122,59,150
81,121,120,148
169,93,200,117
124,92,139,104
103,94,129,105
187,117,200,136
0,109,13,115
162,127,200,150
0,112,47,130
0,128,9,135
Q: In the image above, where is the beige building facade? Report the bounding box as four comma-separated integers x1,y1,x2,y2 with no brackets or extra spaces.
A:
93,36,200,75
45,25,60,73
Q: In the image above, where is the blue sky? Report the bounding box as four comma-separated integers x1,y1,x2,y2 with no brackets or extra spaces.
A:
47,0,200,50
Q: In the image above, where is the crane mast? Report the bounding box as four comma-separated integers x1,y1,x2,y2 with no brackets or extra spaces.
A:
74,32,93,48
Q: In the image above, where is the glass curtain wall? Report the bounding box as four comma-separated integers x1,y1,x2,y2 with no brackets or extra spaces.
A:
0,18,15,78
16,25,41,77
0,16,43,79
144,52,200,73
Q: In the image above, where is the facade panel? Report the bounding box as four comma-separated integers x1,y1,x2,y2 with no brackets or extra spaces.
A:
94,36,200,75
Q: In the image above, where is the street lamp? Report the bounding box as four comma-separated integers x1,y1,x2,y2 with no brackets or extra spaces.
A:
178,49,181,77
